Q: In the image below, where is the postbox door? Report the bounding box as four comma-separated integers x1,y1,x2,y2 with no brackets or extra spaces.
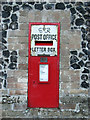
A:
28,23,60,108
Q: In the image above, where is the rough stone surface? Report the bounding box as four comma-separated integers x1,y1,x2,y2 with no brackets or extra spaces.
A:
70,55,79,64
8,63,17,69
22,3,32,10
45,4,54,10
75,18,84,26
2,11,10,18
70,7,76,14
81,74,88,81
2,24,8,30
3,19,10,23
3,50,10,58
35,4,43,10
71,63,80,69
13,5,19,12
11,14,18,22
9,22,18,30
55,3,65,10
3,5,12,12
76,6,86,14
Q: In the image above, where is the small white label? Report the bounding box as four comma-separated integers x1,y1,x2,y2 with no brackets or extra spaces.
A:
40,64,48,82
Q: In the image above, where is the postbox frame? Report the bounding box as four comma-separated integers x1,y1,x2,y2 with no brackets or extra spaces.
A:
28,22,60,108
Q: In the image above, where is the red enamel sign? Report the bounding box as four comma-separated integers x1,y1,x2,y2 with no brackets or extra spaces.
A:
28,22,60,108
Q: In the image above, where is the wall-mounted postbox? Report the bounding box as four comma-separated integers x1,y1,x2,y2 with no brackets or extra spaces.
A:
28,22,60,108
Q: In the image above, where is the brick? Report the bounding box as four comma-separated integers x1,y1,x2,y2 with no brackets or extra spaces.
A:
69,43,80,49
69,30,81,49
38,109,48,118
0,110,2,118
60,96,88,104
7,70,28,78
64,89,70,95
61,30,71,44
8,30,28,37
15,0,22,2
50,11,70,23
60,103,76,109
7,70,16,77
0,90,2,97
48,0,56,2
88,88,90,97
69,89,88,94
20,23,28,30
69,30,81,43
70,75,80,82
61,56,69,69
62,70,80,77
14,103,27,110
7,77,17,83
7,83,16,89
0,104,2,109
19,16,28,23
61,82,70,90
8,38,19,43
19,50,28,57
61,70,70,82
21,44,28,50
20,11,28,16
62,22,71,31
18,37,28,43
8,37,28,43
2,110,25,117
47,110,60,117
61,43,69,57
2,110,7,118
52,11,61,22
18,64,28,70
8,44,14,51
0,25,2,31
61,110,72,117
2,89,9,95
0,52,2,57
8,43,22,50
61,31,69,44
15,90,27,95
15,83,27,90
30,109,39,117
9,90,15,95
18,77,28,83
70,82,80,89
13,44,22,50
19,56,28,64
2,104,13,110
61,11,70,24
0,97,2,104
41,11,54,22
28,11,35,22
34,11,42,22
61,30,81,50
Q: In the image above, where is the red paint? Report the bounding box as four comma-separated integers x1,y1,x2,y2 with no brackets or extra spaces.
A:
28,22,60,108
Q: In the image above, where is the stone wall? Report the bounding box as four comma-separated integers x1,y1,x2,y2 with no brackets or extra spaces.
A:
0,0,90,119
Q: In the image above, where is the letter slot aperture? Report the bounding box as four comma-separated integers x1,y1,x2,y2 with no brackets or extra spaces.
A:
35,41,53,46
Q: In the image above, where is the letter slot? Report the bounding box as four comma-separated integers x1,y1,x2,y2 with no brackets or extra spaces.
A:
35,41,53,46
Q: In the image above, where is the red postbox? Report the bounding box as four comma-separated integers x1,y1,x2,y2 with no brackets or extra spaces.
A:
28,22,60,108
